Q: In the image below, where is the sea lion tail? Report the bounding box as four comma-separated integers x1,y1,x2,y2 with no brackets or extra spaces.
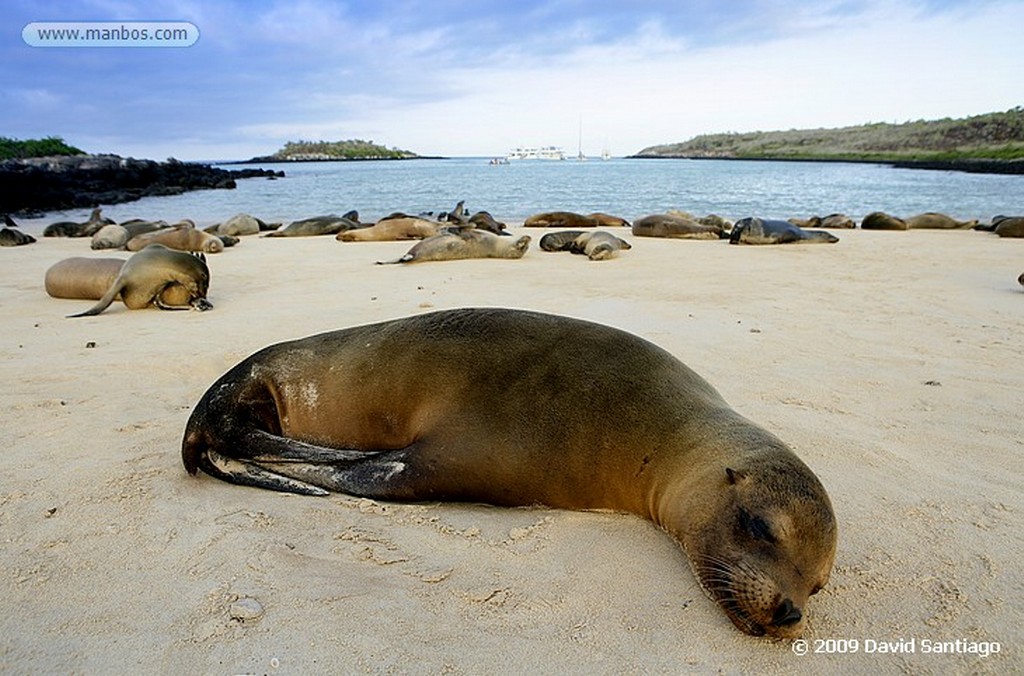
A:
66,278,125,318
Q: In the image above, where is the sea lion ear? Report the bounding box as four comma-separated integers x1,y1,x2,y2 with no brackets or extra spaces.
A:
726,467,748,485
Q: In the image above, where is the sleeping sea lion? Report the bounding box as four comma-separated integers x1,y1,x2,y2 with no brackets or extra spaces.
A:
377,228,530,264
633,214,725,240
730,218,838,245
181,307,837,639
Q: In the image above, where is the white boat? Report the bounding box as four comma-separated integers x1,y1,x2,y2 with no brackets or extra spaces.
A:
506,146,565,161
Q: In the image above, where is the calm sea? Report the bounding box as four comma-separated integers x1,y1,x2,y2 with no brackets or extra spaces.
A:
17,157,1024,231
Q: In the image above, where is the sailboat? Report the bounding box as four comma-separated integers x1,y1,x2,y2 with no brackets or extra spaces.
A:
576,116,587,161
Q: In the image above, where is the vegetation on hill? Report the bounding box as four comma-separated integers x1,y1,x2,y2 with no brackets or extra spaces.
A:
635,108,1024,162
267,139,419,161
0,136,84,160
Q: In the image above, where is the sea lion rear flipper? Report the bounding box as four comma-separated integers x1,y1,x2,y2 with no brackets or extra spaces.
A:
66,278,125,317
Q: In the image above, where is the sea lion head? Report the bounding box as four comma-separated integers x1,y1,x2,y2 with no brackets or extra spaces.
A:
683,461,837,639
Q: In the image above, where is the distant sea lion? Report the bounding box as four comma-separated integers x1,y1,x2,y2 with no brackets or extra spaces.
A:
264,214,362,237
378,228,530,264
206,213,264,237
54,244,212,317
905,212,978,229
1019,272,1024,287
91,224,130,250
337,217,441,242
181,307,837,639
587,213,631,228
821,214,855,229
467,211,508,235
127,222,225,254
667,211,733,230
524,211,600,228
993,216,1024,238
632,214,724,240
120,219,170,238
0,215,36,246
0,226,36,246
540,230,632,260
42,207,112,238
788,216,823,228
860,212,907,230
730,218,839,245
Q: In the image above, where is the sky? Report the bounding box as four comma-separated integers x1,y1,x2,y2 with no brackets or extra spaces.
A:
2,0,1023,160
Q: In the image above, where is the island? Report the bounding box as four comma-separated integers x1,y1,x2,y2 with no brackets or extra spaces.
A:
632,108,1024,174
242,139,428,162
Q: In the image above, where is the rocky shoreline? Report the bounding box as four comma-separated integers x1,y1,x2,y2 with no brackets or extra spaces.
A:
0,154,284,216
627,153,1024,175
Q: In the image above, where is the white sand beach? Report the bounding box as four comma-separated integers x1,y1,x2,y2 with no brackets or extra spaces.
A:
1,226,1020,674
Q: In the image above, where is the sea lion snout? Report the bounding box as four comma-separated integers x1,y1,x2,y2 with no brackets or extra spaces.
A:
771,598,802,627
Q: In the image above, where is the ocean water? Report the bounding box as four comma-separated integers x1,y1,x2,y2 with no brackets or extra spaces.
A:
16,157,1024,231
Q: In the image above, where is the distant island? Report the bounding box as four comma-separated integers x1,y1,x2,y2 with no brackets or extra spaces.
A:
632,108,1024,174
244,139,426,162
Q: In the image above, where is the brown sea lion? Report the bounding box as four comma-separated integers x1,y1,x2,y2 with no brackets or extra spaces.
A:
62,244,212,317
994,216,1024,238
666,211,733,230
45,257,126,300
859,212,907,230
524,211,600,228
587,212,630,228
540,230,632,260
377,228,531,264
181,308,837,639
120,219,170,238
730,218,838,245
904,212,979,229
336,217,441,242
126,222,225,254
632,214,724,240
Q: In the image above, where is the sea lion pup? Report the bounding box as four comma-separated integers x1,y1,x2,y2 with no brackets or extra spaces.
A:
524,211,600,228
632,214,724,240
181,308,837,639
377,228,531,264
860,212,907,230
468,210,508,235
264,213,362,237
336,217,441,242
64,244,212,317
993,216,1024,238
540,230,632,260
730,218,839,245
126,222,225,253
91,224,130,250
904,212,978,229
